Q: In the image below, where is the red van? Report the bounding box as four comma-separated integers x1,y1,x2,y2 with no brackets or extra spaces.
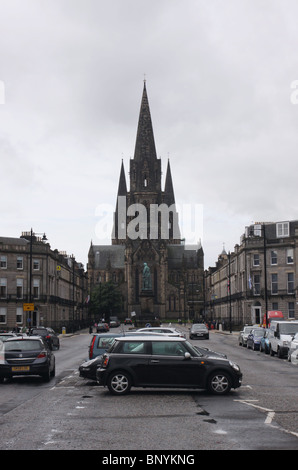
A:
262,311,284,327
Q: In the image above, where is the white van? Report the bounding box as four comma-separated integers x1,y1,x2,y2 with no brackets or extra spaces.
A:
269,320,298,358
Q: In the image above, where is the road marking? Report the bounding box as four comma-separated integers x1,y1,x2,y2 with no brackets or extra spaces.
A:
234,399,275,424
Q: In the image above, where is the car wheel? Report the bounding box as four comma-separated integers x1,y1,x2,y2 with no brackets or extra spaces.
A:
107,371,131,395
287,351,291,362
42,367,51,382
50,363,56,377
269,345,275,356
207,371,231,395
277,347,283,358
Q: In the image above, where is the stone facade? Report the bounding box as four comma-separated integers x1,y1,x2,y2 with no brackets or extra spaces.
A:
205,221,298,328
0,233,88,331
88,83,204,322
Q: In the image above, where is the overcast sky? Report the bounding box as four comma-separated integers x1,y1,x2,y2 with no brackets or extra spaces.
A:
1,0,298,269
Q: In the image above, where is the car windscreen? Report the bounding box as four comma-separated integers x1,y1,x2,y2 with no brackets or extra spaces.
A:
280,323,298,335
184,340,203,356
4,340,43,351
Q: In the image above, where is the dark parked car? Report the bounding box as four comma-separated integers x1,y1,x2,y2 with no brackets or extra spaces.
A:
96,336,242,395
80,341,227,382
189,323,209,340
247,328,265,350
29,327,60,350
0,336,55,383
96,323,109,333
79,355,103,380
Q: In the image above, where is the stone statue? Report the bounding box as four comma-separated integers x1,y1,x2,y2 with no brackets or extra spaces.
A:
142,262,152,290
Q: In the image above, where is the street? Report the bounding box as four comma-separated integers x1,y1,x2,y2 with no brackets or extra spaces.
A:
0,325,298,452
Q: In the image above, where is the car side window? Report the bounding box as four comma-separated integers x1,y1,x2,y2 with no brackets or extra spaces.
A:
152,341,186,356
118,341,146,354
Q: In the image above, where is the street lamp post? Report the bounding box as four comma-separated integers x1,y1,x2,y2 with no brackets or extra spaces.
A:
228,251,232,333
263,224,269,328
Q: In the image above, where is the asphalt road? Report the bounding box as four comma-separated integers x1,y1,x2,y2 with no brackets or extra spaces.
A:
0,326,298,452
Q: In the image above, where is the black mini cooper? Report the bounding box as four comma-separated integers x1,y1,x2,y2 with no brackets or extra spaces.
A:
96,336,242,395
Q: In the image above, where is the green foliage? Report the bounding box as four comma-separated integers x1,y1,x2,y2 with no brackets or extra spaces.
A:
89,281,122,320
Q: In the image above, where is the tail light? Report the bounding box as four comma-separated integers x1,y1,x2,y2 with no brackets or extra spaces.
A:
102,355,109,368
37,351,46,358
89,336,96,359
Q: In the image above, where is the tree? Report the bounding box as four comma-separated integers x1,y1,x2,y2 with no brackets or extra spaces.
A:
89,281,122,322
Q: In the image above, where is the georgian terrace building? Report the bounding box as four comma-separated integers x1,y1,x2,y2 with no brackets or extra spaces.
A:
204,220,298,329
0,232,88,332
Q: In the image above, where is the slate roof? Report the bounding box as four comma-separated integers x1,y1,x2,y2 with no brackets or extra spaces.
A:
90,245,125,269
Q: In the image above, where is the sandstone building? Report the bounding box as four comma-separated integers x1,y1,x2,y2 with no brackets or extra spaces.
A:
205,220,298,328
0,232,88,331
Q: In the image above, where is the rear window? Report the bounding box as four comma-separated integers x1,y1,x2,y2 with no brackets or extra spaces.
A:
31,329,47,336
97,337,116,349
4,340,43,351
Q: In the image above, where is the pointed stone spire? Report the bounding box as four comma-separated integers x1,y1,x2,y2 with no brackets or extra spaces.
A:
133,80,157,162
112,160,127,244
130,82,161,193
164,159,175,205
117,159,127,196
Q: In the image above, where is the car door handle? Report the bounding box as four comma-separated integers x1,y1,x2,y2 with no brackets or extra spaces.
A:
150,360,160,363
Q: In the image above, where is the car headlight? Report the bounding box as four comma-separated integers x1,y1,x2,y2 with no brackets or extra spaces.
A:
229,361,240,372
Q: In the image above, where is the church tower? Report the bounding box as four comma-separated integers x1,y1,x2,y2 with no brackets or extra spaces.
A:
89,82,204,323
113,81,180,246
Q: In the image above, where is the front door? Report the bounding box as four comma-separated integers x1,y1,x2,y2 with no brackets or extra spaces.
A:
148,340,205,387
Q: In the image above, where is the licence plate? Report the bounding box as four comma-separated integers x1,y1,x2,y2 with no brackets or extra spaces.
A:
11,366,30,372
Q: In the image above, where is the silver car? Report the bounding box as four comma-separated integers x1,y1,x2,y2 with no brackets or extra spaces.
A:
238,326,253,347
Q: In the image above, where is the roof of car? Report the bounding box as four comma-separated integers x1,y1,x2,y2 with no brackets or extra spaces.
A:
5,335,43,340
115,335,186,342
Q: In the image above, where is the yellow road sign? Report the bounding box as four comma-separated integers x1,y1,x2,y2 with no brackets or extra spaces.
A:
23,303,34,311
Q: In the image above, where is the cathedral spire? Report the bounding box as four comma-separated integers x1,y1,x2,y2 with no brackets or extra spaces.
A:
164,159,175,205
112,159,127,244
133,81,157,162
130,83,161,193
117,159,127,196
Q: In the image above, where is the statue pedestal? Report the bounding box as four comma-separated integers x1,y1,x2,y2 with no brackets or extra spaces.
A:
139,290,154,315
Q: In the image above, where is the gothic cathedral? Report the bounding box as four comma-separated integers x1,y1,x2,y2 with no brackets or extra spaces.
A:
88,83,204,322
